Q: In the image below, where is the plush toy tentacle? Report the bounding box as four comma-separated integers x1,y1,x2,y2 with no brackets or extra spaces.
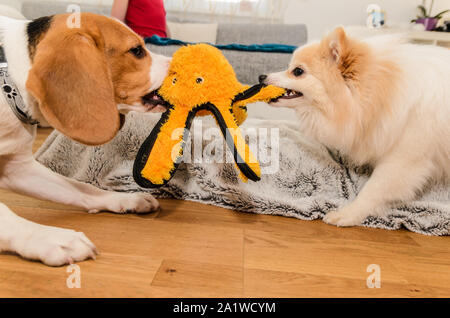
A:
134,106,195,187
207,103,261,182
233,84,285,108
231,104,248,126
231,84,285,126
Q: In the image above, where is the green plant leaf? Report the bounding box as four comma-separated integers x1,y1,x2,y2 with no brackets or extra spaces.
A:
432,9,450,19
418,5,428,17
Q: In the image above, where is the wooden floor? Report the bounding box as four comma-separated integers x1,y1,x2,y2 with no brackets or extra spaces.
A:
0,128,449,298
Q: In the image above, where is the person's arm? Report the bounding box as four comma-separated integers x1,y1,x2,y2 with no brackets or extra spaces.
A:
111,0,129,22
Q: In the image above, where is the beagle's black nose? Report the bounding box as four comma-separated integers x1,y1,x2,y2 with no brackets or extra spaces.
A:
259,74,267,84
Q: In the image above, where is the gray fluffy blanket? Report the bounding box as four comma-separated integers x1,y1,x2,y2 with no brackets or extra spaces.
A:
35,113,450,236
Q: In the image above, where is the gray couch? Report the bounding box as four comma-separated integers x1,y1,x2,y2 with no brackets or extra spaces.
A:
148,23,306,84
20,1,307,84
21,1,111,19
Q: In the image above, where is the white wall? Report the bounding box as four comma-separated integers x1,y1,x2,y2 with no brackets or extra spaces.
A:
284,0,450,41
0,0,113,6
3,0,449,36
0,0,113,11
0,0,21,10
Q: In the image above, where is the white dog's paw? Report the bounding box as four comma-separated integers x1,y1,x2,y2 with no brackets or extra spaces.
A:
15,225,98,267
323,206,366,227
90,192,159,214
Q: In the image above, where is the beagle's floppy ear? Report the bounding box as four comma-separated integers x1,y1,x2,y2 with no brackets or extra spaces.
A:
26,28,120,145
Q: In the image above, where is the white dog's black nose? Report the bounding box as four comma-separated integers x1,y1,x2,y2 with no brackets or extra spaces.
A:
259,74,267,84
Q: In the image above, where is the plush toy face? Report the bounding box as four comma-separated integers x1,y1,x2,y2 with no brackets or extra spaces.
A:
158,44,243,109
133,44,285,188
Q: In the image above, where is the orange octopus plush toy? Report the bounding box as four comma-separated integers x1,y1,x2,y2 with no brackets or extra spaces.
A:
133,44,285,188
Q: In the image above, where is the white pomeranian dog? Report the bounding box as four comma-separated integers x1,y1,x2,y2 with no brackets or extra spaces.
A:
262,27,450,227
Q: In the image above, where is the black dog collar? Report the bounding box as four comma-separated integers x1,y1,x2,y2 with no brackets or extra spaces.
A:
0,46,39,125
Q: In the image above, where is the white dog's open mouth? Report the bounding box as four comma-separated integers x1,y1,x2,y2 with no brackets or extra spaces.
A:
279,89,303,99
270,89,303,102
141,91,170,112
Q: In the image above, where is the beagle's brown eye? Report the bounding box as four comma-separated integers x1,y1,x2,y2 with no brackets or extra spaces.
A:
129,45,145,58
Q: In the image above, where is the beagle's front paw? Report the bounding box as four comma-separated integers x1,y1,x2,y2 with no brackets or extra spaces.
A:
323,205,366,227
13,224,98,267
90,192,159,214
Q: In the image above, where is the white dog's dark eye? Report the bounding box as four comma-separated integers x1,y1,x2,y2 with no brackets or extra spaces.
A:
129,45,145,58
196,77,204,84
292,67,304,77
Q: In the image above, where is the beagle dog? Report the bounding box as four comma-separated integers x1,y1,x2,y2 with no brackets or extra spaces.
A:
0,13,170,266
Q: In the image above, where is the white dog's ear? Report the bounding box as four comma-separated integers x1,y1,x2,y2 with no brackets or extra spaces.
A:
327,27,347,63
323,27,362,81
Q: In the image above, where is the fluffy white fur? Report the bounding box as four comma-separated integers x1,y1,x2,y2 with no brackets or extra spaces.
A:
0,16,169,266
265,27,450,227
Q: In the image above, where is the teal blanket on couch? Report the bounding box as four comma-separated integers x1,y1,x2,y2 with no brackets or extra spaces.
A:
145,35,297,53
